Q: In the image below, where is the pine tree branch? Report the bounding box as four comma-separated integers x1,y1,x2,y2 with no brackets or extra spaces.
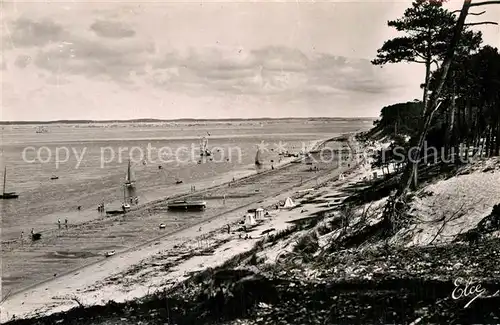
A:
452,10,486,15
465,21,499,26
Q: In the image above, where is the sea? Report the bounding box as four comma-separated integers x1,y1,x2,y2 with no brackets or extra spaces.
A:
0,119,372,240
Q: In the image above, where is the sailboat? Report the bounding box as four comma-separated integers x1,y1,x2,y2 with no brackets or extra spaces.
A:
255,149,262,166
124,159,135,188
199,137,212,157
0,166,19,199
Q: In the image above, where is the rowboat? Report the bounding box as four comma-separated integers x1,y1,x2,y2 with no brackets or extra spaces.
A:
167,199,206,211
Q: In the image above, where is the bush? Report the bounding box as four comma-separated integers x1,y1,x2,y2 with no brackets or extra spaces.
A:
294,232,319,255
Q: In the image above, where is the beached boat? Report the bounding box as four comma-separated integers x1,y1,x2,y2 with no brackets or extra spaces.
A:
0,166,19,199
124,159,135,187
105,209,125,215
105,250,115,257
167,199,206,211
159,223,166,229
50,175,59,180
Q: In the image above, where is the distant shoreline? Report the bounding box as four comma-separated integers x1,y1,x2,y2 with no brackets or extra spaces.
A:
0,117,375,125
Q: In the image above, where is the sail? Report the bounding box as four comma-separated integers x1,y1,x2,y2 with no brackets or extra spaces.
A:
255,150,262,165
125,160,135,183
3,166,6,194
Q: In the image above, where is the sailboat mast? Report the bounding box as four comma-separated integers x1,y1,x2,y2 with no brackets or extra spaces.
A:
127,160,131,182
3,166,6,194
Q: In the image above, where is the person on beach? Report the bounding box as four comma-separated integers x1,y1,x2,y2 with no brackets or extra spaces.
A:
227,224,231,234
65,218,68,228
135,197,139,204
58,219,61,229
77,206,81,211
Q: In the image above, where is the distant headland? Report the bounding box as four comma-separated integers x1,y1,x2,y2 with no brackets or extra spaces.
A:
0,117,375,125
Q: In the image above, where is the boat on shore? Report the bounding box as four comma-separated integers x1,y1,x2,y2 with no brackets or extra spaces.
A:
0,166,19,199
167,199,206,211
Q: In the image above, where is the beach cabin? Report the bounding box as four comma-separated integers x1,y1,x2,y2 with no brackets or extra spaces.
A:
245,213,257,226
255,208,264,220
282,197,296,209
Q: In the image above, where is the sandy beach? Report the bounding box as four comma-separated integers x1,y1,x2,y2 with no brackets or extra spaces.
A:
1,135,363,322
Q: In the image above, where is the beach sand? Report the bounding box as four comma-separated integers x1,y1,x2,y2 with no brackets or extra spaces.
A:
1,136,363,322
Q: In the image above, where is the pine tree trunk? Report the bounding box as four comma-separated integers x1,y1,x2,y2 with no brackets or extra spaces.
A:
385,0,473,233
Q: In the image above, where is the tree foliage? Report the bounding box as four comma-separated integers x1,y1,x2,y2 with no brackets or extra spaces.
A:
372,0,482,67
374,101,424,139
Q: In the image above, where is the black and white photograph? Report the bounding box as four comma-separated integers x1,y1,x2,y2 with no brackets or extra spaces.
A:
1,0,500,324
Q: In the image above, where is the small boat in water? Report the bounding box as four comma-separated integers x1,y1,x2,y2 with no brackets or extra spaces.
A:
176,180,183,184
50,175,59,180
0,166,19,199
167,199,206,211
159,223,166,229
35,126,49,134
199,137,212,156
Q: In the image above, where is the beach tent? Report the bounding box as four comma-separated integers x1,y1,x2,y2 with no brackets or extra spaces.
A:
245,214,257,226
282,197,296,209
338,173,345,181
255,208,264,219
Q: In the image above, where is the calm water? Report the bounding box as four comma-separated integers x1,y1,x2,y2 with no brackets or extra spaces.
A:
0,119,371,239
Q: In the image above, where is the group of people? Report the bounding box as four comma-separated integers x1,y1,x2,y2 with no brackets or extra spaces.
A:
97,202,105,212
20,228,39,240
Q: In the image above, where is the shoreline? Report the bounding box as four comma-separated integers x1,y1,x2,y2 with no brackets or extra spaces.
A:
1,137,326,242
1,134,359,322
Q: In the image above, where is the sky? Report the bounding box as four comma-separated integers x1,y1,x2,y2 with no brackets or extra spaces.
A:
1,0,499,121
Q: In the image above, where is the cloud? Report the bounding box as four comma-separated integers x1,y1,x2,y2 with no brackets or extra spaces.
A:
90,20,136,38
34,36,154,82
149,46,399,99
7,18,65,47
